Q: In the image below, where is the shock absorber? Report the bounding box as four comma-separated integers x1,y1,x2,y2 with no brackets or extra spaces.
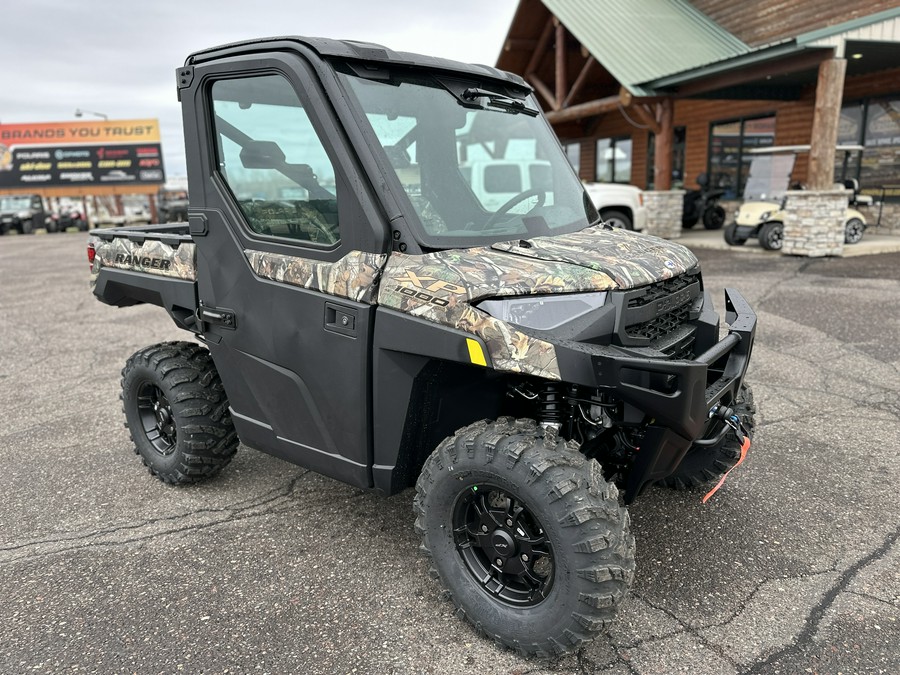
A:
537,384,564,430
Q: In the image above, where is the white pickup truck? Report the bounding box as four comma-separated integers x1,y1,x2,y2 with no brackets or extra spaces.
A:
583,182,647,232
461,159,646,231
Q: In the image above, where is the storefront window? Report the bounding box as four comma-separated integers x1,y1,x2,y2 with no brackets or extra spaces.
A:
861,97,900,200
708,115,775,198
834,97,900,201
595,137,632,183
835,102,864,184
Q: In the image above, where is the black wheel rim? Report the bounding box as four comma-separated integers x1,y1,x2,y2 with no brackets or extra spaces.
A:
767,226,783,249
452,484,554,606
136,382,177,455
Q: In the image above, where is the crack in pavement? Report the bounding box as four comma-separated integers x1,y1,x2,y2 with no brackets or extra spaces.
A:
0,473,308,564
628,592,743,670
580,563,841,673
740,525,900,674
844,589,900,611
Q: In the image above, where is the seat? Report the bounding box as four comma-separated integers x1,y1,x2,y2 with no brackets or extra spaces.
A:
842,179,874,207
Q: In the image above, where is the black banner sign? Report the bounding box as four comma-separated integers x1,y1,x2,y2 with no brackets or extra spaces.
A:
0,143,165,188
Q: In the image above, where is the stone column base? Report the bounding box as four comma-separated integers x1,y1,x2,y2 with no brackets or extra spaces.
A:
782,190,848,257
643,190,685,240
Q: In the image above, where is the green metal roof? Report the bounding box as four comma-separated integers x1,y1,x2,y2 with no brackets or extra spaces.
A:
542,0,750,96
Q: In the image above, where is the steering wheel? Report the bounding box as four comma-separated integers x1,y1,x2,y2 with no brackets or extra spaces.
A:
484,188,548,227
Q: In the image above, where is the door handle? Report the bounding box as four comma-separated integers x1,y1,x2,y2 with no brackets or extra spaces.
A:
198,303,237,330
324,302,357,337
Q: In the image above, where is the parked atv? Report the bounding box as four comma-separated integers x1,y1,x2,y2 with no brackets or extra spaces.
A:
724,147,869,250
0,193,46,235
682,172,728,230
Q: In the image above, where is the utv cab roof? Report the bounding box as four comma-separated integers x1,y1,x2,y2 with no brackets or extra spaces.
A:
184,36,528,90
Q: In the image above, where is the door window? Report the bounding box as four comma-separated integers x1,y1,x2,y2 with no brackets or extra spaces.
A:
211,74,340,245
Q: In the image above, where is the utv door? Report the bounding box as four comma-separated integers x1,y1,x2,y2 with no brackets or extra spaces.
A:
182,53,388,487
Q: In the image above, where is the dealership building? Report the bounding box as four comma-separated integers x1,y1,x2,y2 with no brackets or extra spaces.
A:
497,1,900,249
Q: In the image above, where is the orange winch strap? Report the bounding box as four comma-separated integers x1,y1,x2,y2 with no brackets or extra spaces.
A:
702,436,751,504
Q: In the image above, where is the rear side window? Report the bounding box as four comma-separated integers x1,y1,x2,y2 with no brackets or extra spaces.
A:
210,74,340,246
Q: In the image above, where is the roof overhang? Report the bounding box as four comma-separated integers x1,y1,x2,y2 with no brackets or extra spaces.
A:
641,7,900,99
644,42,833,99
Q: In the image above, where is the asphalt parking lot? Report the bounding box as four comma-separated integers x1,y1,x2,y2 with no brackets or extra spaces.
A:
1,231,898,674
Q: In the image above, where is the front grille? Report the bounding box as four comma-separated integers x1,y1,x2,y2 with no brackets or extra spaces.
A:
616,272,701,358
625,304,691,341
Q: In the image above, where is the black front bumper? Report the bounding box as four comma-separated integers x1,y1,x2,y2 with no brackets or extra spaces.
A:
555,288,757,502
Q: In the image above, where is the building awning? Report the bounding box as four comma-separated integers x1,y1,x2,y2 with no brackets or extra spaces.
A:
640,7,900,98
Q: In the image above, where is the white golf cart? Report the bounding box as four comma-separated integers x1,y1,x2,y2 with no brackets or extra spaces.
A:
724,145,872,250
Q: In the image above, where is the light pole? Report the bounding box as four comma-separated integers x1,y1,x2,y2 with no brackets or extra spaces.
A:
74,108,108,120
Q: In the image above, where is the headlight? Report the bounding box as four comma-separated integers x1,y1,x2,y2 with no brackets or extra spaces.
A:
759,211,771,221
476,292,608,331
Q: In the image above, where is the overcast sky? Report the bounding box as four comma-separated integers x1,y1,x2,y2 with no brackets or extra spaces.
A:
0,0,518,179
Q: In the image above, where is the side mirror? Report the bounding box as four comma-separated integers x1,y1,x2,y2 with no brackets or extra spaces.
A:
239,140,286,169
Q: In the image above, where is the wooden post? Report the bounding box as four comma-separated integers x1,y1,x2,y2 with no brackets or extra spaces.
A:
654,98,674,191
808,58,846,190
555,20,566,109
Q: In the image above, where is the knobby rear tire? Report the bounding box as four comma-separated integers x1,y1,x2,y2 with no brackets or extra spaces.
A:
121,341,238,484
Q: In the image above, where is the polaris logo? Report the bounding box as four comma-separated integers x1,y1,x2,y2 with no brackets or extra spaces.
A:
114,253,172,271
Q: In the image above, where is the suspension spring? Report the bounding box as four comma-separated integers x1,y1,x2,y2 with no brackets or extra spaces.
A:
537,384,564,425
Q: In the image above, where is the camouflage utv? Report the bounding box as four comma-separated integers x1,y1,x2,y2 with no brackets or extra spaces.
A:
88,37,757,657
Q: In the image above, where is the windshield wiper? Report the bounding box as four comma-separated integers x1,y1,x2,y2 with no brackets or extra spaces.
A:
462,88,538,117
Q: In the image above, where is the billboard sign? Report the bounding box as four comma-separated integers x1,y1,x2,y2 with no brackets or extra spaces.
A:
0,119,165,190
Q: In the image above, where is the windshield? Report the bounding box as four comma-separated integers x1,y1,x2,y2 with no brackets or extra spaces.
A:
337,68,596,247
0,196,31,211
743,154,796,201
